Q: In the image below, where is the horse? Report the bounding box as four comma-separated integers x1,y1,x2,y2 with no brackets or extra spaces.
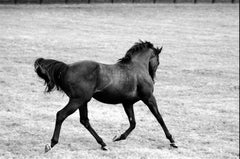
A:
34,40,178,152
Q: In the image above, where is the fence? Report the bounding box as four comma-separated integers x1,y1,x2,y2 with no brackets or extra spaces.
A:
0,0,238,4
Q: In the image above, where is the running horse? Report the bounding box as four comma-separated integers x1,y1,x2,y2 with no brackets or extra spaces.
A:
34,41,178,152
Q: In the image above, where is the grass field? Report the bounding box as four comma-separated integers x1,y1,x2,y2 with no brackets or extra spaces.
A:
0,3,239,159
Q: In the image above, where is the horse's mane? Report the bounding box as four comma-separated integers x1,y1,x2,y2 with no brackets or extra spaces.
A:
118,40,159,82
34,58,69,92
118,40,154,64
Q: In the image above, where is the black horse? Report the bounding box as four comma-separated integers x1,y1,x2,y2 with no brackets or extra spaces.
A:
34,41,177,152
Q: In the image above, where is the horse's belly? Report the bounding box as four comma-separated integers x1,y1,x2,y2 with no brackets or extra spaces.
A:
93,91,139,104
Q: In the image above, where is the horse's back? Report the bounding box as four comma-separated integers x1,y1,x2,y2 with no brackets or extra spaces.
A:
65,60,100,99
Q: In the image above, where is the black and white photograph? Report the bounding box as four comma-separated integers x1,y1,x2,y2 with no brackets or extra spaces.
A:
0,1,239,158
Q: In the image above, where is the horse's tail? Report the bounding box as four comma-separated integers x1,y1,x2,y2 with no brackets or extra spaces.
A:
34,58,69,93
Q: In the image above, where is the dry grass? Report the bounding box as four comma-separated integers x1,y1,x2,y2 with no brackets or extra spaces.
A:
0,4,239,159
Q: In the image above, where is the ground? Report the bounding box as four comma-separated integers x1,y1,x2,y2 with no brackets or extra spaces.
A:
0,3,239,159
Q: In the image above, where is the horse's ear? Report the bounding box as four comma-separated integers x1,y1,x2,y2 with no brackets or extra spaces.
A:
156,47,163,55
159,47,163,54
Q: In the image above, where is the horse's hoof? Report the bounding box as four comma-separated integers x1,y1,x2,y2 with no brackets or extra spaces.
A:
113,135,124,142
112,135,119,142
170,143,178,148
101,146,109,151
45,144,51,153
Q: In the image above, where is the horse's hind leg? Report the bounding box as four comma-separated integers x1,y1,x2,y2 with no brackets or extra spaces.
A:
142,95,178,148
79,103,107,150
45,98,80,152
113,103,136,142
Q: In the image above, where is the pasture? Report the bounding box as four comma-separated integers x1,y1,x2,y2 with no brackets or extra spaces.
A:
0,4,239,159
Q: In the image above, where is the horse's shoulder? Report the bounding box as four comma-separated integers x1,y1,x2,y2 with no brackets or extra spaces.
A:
136,69,154,97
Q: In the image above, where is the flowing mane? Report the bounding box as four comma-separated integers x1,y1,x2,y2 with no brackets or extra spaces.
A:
118,40,155,64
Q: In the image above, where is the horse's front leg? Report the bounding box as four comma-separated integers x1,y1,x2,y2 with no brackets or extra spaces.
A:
45,98,80,153
79,103,107,150
142,95,178,148
113,103,136,142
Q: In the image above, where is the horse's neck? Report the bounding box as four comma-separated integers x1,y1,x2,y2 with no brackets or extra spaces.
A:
131,50,152,67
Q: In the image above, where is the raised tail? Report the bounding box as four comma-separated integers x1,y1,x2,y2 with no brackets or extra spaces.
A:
34,58,69,93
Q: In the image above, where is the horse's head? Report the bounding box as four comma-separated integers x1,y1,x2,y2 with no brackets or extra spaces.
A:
117,40,162,81
34,58,54,92
149,47,162,81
